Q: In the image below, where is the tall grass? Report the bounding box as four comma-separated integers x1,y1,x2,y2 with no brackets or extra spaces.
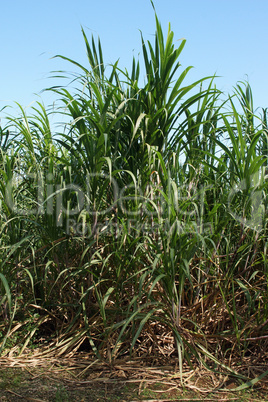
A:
0,10,267,383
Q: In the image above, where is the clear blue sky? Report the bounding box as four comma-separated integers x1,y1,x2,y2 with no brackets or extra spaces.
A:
1,0,268,122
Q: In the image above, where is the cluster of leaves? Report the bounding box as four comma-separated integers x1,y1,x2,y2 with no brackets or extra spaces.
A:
0,10,268,383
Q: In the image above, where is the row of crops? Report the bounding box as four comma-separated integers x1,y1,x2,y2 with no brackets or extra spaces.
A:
0,12,267,380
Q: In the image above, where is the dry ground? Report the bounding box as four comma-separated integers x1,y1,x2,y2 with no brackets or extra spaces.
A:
0,354,267,401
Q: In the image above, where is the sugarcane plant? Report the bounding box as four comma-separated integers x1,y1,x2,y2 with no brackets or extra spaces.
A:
0,6,267,386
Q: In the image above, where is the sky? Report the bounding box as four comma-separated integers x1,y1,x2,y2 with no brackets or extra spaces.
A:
1,0,268,125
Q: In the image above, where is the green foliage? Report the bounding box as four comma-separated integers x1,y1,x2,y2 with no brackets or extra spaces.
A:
0,8,267,388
